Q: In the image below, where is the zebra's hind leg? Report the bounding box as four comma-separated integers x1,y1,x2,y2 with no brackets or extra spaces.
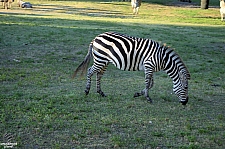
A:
136,7,139,15
133,90,145,98
132,7,136,15
85,67,95,95
144,74,153,103
96,65,108,97
134,73,154,103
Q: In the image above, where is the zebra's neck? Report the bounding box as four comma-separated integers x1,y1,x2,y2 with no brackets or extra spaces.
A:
162,46,188,81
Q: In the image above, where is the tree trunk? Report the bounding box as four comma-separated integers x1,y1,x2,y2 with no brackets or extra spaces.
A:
201,0,209,9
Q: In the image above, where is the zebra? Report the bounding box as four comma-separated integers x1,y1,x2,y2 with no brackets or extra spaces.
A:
131,0,142,15
1,0,14,9
72,32,190,105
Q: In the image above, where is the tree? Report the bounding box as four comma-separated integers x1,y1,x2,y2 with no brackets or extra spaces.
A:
201,0,209,9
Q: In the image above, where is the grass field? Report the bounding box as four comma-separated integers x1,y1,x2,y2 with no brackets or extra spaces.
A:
0,0,225,148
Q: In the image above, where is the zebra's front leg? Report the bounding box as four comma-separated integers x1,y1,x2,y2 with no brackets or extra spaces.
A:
134,74,153,103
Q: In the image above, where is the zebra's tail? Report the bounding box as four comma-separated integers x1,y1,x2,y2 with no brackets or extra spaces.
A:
72,42,93,78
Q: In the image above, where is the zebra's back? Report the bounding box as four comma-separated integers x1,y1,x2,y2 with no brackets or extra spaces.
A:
92,32,160,71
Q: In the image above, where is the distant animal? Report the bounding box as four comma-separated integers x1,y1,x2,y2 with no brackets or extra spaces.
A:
1,0,14,9
220,0,225,21
131,0,142,15
18,0,32,8
21,2,32,8
18,0,23,7
72,32,190,105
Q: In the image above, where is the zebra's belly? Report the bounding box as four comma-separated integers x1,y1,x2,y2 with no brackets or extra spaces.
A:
109,60,144,71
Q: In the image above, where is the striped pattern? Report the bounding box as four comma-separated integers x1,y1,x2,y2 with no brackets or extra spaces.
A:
73,32,190,105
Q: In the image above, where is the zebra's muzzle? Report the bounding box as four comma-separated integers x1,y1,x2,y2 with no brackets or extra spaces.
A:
180,96,188,105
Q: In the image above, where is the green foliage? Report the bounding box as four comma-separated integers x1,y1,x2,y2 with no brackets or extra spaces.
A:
0,0,225,148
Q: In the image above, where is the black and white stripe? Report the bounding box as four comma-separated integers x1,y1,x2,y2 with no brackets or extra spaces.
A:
73,32,190,105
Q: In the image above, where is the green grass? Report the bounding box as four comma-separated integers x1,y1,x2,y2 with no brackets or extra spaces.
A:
0,0,225,148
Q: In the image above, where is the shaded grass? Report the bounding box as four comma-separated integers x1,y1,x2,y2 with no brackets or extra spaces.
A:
0,0,225,148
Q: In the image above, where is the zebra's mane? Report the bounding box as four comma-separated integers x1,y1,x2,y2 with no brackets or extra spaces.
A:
104,32,190,79
161,44,191,79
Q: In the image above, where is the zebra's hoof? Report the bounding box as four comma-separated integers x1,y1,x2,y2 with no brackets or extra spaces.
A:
100,93,107,97
85,90,89,95
97,90,107,97
147,98,153,103
134,92,141,97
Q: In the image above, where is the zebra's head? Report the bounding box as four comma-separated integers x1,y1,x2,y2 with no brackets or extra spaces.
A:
173,70,190,105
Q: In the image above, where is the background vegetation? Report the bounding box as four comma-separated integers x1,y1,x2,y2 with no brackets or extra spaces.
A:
0,0,224,148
